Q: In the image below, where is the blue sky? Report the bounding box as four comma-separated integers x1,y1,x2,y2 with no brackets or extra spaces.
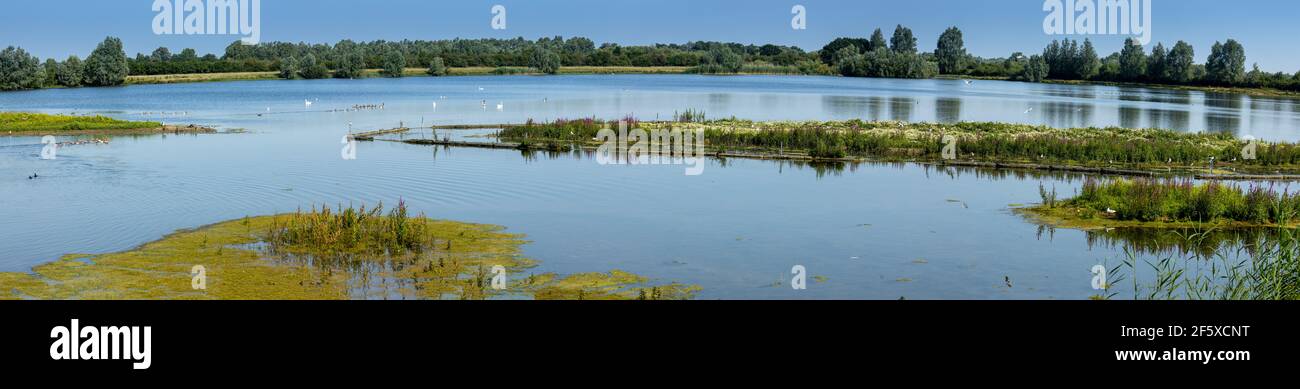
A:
2,0,1297,72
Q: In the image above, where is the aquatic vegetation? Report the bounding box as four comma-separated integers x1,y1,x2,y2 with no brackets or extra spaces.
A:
1102,229,1300,300
1041,178,1300,226
0,112,162,133
494,118,1300,169
0,204,698,300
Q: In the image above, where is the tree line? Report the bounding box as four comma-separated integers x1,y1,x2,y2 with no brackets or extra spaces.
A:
820,27,1299,92
4,31,1300,92
1,37,128,91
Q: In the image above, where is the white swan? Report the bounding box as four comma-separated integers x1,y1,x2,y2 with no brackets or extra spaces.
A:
305,100,313,107
496,102,504,111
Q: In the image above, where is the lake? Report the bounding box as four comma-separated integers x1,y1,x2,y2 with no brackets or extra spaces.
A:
3,74,1300,299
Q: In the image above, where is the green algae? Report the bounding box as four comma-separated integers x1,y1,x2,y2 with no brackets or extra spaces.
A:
0,209,698,300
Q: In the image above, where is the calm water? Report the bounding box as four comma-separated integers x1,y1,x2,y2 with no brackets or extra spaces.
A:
3,75,1299,299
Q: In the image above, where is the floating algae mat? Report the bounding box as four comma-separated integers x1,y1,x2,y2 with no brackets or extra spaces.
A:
0,203,697,300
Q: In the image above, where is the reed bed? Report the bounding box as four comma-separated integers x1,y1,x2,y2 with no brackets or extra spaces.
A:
494,117,1300,168
1065,178,1300,224
265,200,431,255
1104,229,1300,300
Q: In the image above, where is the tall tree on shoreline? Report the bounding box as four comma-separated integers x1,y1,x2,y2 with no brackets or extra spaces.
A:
1206,39,1246,85
57,55,84,87
890,25,917,54
1148,43,1168,82
298,54,328,79
869,29,888,52
427,57,448,76
1118,38,1147,81
0,46,48,91
530,48,562,74
278,56,299,79
1166,41,1196,83
83,37,129,86
380,48,406,78
935,27,966,75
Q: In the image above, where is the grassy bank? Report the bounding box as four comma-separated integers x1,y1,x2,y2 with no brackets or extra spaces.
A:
0,112,214,136
1024,178,1300,229
494,118,1300,173
0,203,697,300
0,112,170,135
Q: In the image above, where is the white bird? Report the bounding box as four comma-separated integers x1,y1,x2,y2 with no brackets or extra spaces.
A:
964,80,973,85
478,87,485,91
1106,208,1117,214
304,100,313,107
1024,107,1034,114
496,102,504,111
431,102,437,109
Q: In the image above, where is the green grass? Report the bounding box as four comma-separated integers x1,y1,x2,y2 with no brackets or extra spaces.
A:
0,112,162,133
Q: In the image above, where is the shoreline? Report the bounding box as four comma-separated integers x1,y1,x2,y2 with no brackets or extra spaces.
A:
939,75,1300,99
109,69,1300,100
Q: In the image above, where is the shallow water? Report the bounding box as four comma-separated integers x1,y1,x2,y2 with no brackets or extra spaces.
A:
3,75,1299,299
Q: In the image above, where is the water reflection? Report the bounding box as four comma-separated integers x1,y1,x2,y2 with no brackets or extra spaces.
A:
935,97,962,123
889,97,915,121
1084,227,1284,259
822,95,872,118
1041,101,1093,128
1146,108,1190,131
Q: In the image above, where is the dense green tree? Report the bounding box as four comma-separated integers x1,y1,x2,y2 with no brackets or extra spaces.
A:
833,46,864,76
427,57,448,76
83,37,129,86
1166,41,1196,83
0,46,47,91
1206,39,1246,85
278,56,298,79
890,25,917,54
935,27,966,74
56,55,84,87
1019,55,1049,82
176,48,198,61
1147,43,1168,82
1118,38,1147,81
530,48,562,74
333,50,365,79
380,48,406,77
298,54,328,79
819,37,869,64
150,47,172,61
869,29,888,52
1077,40,1101,80
43,58,58,87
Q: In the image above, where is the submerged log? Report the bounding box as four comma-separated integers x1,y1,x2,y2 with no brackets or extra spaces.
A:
350,127,410,141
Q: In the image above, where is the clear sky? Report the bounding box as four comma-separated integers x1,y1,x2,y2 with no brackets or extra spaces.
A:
2,0,1297,72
